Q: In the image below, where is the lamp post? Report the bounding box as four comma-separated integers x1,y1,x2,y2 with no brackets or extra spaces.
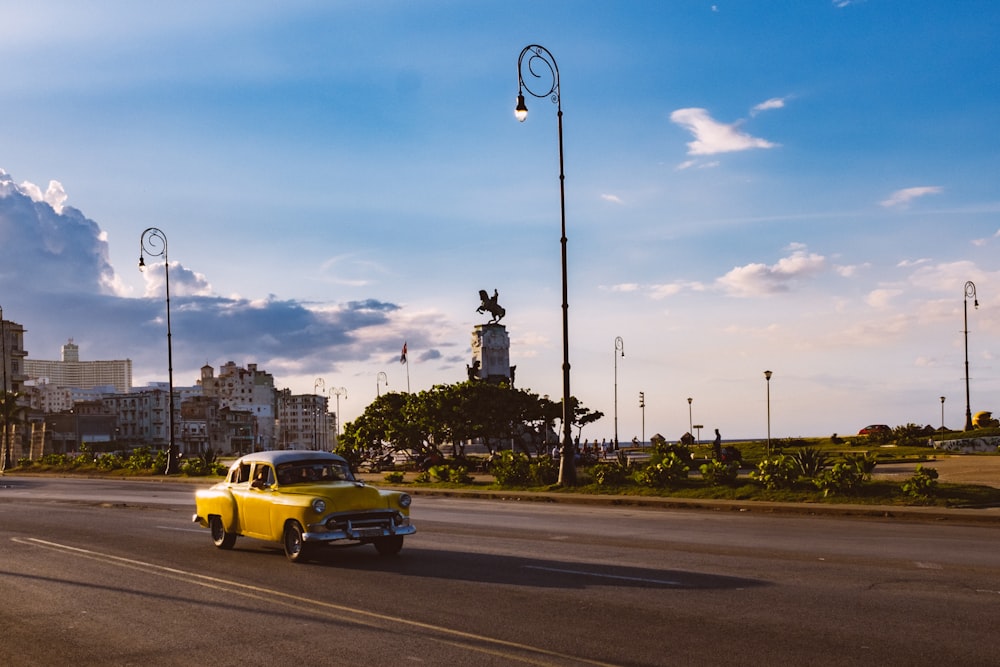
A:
614,336,623,449
376,371,388,398
764,370,773,454
963,281,978,431
1,303,8,472
313,377,325,450
329,387,347,440
139,228,178,474
516,44,575,485
687,397,693,440
940,396,946,431
639,391,645,446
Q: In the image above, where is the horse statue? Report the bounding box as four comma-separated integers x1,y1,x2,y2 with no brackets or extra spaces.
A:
477,289,506,324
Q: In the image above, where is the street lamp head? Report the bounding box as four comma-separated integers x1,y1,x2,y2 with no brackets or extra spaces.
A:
687,397,692,405
515,93,528,122
138,255,146,271
764,370,772,381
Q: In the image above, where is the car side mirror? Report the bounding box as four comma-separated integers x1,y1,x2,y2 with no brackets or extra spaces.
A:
251,479,265,489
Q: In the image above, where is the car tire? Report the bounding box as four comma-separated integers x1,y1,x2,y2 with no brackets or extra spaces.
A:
209,515,236,550
374,535,404,557
283,521,312,563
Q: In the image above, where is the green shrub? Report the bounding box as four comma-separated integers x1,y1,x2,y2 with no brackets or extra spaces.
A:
901,465,939,499
842,451,877,480
96,453,125,470
750,455,797,490
636,452,689,487
813,462,864,497
490,451,533,487
699,460,740,486
383,471,406,484
790,448,830,478
530,457,558,485
428,464,472,484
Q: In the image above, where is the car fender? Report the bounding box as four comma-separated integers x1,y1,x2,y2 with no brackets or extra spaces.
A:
195,486,240,532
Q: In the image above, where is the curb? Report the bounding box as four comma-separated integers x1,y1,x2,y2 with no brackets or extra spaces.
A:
388,485,1000,525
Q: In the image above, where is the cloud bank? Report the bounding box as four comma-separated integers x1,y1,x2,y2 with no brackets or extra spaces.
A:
0,169,432,387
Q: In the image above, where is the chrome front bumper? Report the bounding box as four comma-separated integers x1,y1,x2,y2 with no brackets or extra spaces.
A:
304,511,415,543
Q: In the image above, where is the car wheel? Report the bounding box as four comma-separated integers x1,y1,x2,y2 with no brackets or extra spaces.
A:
209,515,236,550
374,535,404,557
283,521,312,563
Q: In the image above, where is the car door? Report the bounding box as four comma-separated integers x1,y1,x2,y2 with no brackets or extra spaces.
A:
240,463,276,538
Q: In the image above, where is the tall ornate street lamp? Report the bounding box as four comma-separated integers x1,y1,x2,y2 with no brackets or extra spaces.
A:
687,397,693,439
963,281,978,431
376,371,388,397
764,370,773,454
613,336,624,449
313,377,325,450
516,44,575,485
940,395,946,431
139,228,178,474
329,387,347,439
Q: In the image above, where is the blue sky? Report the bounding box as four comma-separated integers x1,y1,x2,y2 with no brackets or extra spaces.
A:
1,0,998,441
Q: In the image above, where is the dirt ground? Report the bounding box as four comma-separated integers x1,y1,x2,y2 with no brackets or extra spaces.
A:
874,455,1000,488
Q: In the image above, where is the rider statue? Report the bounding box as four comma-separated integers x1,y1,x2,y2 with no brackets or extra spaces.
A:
477,289,506,324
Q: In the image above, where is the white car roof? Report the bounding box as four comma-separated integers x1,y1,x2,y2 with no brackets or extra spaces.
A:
232,450,349,467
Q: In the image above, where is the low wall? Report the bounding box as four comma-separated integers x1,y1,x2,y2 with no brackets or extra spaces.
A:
931,435,1000,453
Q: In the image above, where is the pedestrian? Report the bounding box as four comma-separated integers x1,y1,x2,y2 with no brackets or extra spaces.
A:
713,428,722,460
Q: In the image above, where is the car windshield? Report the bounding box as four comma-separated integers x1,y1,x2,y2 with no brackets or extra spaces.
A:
276,461,355,485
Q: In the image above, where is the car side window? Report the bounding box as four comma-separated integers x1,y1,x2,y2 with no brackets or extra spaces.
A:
252,464,274,488
235,463,252,484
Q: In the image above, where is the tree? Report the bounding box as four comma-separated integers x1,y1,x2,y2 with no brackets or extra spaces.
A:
337,381,601,469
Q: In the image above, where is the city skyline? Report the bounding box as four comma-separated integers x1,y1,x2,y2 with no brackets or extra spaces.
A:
1,1,998,441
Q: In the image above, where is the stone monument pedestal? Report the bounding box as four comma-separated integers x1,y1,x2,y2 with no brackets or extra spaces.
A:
470,323,511,384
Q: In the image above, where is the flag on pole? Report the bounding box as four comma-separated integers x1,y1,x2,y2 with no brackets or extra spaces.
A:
400,342,407,364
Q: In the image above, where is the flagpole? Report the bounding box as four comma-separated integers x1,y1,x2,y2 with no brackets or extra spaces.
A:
401,342,411,393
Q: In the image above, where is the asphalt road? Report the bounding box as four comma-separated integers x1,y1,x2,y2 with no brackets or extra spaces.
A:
1,477,999,666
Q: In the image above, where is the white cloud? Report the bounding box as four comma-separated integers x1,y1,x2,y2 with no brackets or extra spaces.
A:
879,186,943,208
0,169,69,214
866,288,902,309
835,263,869,277
750,97,787,116
601,193,624,205
140,261,213,298
716,247,826,297
610,283,640,293
670,108,777,156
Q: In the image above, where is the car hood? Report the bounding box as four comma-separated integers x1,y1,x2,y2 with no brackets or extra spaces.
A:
279,481,396,510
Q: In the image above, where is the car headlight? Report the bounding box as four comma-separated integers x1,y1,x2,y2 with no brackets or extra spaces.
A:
312,498,327,514
398,493,411,509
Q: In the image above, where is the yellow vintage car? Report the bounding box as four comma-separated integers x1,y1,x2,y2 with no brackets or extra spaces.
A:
192,450,414,562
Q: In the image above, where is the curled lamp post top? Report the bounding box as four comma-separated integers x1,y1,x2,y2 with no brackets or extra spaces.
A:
139,227,168,268
615,336,624,356
516,44,561,121
965,280,978,307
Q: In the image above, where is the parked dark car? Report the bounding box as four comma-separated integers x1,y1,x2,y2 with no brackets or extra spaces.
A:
858,424,891,436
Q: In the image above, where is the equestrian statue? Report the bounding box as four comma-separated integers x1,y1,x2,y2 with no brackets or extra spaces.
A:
477,289,506,324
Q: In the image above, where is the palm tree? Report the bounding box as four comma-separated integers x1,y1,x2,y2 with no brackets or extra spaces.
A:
0,391,24,471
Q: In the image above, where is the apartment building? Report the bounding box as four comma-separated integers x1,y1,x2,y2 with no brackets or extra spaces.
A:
23,339,132,394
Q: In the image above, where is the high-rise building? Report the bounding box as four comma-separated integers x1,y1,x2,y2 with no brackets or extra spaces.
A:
23,339,132,394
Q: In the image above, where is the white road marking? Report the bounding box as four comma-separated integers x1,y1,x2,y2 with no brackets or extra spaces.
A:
13,537,618,667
